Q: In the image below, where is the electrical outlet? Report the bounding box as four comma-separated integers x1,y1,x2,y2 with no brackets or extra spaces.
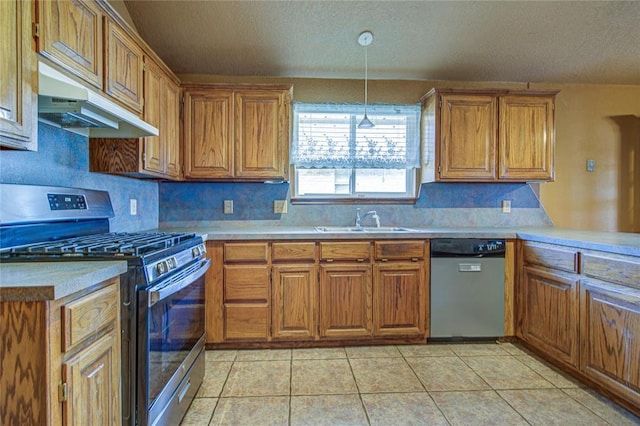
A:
223,200,233,214
274,200,287,214
501,200,511,213
130,199,137,216
586,159,596,172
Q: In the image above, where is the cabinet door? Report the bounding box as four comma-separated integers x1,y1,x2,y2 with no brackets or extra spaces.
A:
1,0,37,150
373,262,425,337
272,264,317,340
104,19,144,113
439,94,497,181
234,90,289,180
499,95,554,181
164,77,181,178
184,90,234,178
319,264,372,338
521,266,580,367
142,58,164,174
580,279,640,406
62,331,121,426
37,0,103,89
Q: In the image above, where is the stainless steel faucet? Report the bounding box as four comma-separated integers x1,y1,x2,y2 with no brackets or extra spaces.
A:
355,208,381,228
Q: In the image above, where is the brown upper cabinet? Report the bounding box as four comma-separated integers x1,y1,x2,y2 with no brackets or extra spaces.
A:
89,56,181,180
183,85,292,181
421,88,558,182
1,0,37,150
104,18,144,113
36,0,104,89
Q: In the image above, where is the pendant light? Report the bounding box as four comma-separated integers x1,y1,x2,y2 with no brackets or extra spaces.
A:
357,30,374,129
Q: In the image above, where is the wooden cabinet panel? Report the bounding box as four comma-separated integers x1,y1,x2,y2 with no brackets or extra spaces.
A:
184,89,234,178
373,262,425,336
142,57,163,174
1,0,37,150
37,0,104,89
580,279,640,406
224,265,269,301
320,242,371,262
272,242,316,262
234,90,289,179
164,76,181,178
582,251,640,289
319,264,372,338
374,241,425,261
62,331,121,426
421,89,557,182
521,265,580,367
499,95,555,181
62,283,118,352
523,241,579,273
104,19,144,113
272,265,317,340
224,242,269,263
224,305,269,341
439,94,497,180
183,85,291,181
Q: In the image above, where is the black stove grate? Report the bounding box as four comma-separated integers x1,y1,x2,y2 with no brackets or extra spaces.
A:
5,232,197,257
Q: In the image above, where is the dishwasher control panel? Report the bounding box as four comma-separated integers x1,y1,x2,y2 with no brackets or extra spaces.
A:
431,238,506,257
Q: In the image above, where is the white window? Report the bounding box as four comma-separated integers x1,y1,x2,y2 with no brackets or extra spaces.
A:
291,103,421,201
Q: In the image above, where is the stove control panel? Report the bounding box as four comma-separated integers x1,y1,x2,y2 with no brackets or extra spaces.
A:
48,193,87,210
146,243,207,283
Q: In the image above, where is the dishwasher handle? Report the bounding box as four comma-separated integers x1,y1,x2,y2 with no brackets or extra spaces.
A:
458,263,482,272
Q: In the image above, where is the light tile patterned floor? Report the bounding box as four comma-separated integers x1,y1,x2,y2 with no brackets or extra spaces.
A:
181,343,640,425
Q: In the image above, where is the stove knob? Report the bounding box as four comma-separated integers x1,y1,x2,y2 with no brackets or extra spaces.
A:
156,261,168,276
192,246,201,258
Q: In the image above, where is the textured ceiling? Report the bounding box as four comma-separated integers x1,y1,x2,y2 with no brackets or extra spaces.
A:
124,1,640,85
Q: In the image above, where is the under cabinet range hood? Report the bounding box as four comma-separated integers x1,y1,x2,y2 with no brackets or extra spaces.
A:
37,62,158,138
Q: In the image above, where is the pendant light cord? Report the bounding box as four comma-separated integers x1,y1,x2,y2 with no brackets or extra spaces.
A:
364,44,368,115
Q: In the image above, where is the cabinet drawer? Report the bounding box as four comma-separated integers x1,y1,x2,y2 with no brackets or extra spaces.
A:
224,242,269,262
272,242,316,262
224,265,269,301
523,241,579,273
320,242,371,262
62,280,119,352
224,305,269,340
375,241,425,261
582,251,640,289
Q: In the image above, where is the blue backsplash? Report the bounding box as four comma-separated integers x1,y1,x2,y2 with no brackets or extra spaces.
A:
0,123,552,232
159,181,552,228
0,123,159,232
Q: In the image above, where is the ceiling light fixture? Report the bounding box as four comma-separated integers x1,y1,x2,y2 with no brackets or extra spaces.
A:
357,30,374,129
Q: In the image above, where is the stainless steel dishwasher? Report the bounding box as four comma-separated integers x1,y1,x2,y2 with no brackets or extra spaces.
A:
430,238,505,340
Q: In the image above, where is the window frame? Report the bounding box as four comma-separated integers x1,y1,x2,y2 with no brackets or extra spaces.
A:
291,103,421,203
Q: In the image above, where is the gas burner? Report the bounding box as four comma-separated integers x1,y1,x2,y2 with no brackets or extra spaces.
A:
6,232,198,258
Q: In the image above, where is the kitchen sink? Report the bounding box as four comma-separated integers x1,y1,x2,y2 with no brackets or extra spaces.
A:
314,226,416,233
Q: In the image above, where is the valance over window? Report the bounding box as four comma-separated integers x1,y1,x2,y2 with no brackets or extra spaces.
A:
291,103,421,169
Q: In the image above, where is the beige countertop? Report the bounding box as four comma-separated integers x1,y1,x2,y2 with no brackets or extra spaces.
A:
158,224,640,257
0,261,127,302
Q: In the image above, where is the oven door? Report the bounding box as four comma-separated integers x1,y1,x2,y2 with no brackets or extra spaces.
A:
138,257,210,425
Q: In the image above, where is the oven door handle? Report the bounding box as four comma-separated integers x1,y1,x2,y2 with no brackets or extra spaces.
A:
148,258,210,306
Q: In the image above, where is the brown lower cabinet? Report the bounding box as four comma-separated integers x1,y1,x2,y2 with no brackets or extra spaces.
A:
205,239,428,345
518,240,640,415
0,278,121,425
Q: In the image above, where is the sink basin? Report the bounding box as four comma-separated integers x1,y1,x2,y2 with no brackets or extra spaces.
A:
314,226,416,233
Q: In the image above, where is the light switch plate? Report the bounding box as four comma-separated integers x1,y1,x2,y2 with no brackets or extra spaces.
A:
274,200,287,214
501,200,511,213
130,199,137,215
223,200,233,214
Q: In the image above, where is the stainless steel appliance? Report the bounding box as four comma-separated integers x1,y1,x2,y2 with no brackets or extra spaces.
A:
430,238,505,340
0,183,209,426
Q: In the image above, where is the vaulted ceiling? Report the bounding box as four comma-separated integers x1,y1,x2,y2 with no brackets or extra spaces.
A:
124,1,640,85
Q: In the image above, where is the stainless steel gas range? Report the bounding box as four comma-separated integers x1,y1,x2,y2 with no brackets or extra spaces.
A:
0,184,209,425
